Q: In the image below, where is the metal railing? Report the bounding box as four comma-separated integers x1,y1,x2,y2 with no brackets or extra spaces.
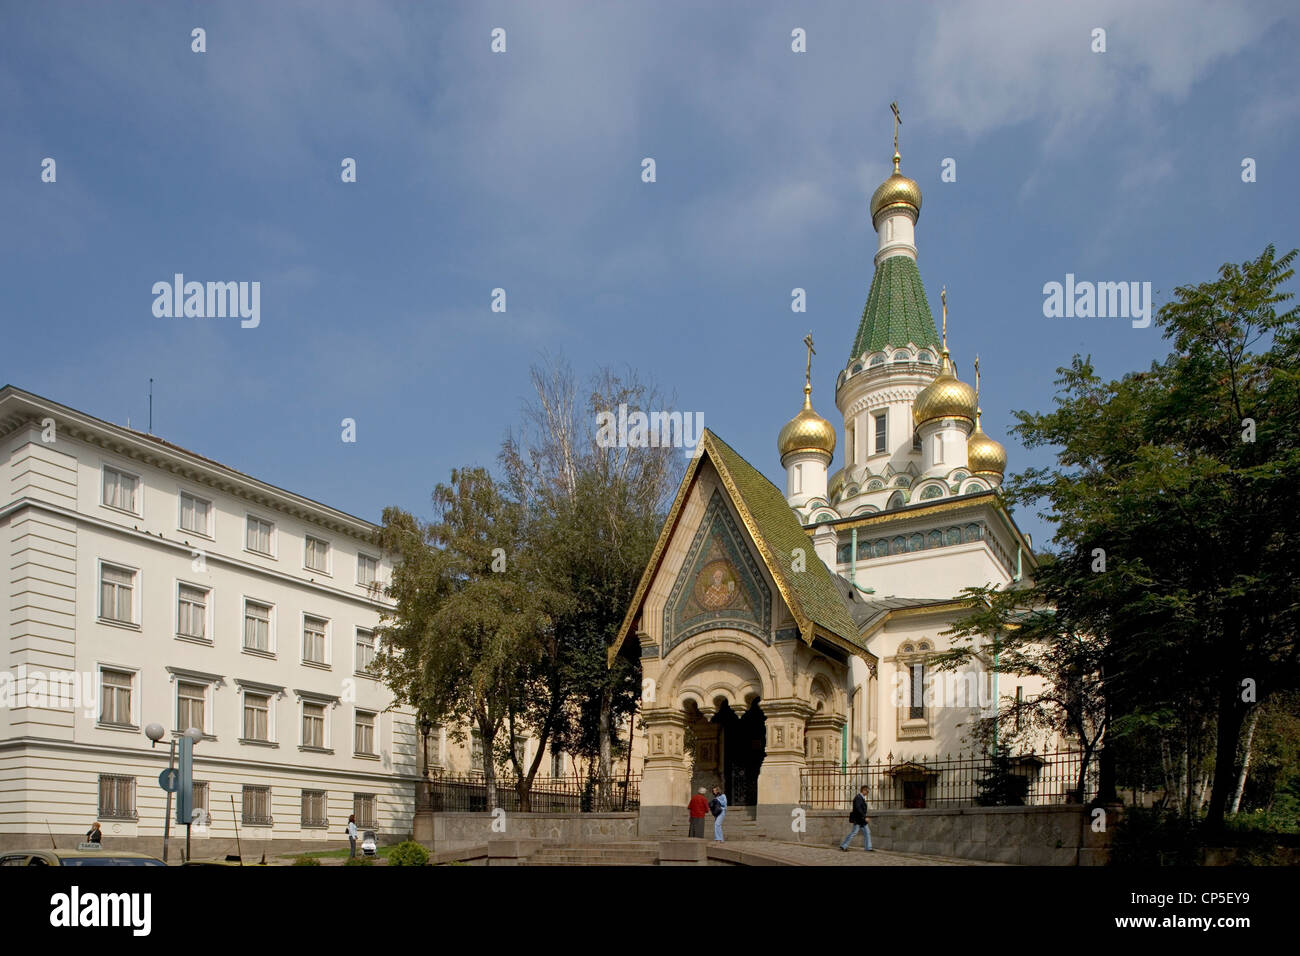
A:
801,748,1100,810
418,773,641,813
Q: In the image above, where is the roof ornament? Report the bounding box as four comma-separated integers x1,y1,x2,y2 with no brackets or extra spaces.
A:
890,100,902,173
802,331,815,397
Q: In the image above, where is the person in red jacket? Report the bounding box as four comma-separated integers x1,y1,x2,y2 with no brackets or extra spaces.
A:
687,788,710,838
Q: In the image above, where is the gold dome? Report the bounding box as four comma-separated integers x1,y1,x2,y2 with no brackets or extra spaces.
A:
913,351,977,428
967,413,1006,476
779,384,837,462
870,151,922,223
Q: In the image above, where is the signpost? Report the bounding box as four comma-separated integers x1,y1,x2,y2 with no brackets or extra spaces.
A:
145,724,202,864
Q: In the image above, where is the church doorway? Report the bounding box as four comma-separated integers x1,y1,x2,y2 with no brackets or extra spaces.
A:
713,700,766,811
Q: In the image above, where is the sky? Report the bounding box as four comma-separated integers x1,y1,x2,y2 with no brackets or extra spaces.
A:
2,0,1297,551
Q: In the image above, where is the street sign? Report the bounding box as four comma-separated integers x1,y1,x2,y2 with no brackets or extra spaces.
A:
175,735,194,825
158,768,179,792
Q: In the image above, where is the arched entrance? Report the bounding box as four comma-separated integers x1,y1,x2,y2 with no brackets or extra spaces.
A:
713,700,766,810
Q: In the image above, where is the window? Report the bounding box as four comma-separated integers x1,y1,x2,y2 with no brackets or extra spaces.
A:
98,775,136,820
244,600,272,652
99,563,136,624
303,616,328,665
869,353,885,367
305,535,330,573
921,484,943,500
302,790,327,828
357,553,378,587
242,785,272,825
470,728,483,767
1015,686,1025,732
243,693,270,741
918,350,934,363
909,663,926,720
894,350,910,362
912,429,921,453
355,629,376,674
355,711,376,755
551,750,563,778
102,466,139,514
846,423,855,466
874,412,887,455
353,794,376,828
177,681,206,733
302,702,326,749
179,491,211,536
246,516,274,555
934,432,945,464
886,492,904,511
100,669,134,725
512,735,527,767
191,781,209,827
177,584,209,640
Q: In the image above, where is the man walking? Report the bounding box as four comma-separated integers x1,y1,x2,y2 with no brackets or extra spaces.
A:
688,787,710,839
840,785,873,851
709,785,728,842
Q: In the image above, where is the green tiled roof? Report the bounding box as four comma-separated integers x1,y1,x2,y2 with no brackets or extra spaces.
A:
705,431,863,650
848,255,941,361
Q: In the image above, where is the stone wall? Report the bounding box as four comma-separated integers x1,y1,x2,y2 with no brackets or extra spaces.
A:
414,811,639,851
801,805,1113,865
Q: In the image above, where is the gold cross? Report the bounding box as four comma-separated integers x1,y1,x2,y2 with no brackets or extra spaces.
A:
803,332,815,389
974,354,981,397
890,101,901,153
940,286,948,350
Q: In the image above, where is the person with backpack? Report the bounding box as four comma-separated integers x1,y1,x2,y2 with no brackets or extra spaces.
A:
709,785,727,842
840,784,873,851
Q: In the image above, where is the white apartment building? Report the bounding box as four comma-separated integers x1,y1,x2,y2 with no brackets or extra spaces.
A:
0,386,417,856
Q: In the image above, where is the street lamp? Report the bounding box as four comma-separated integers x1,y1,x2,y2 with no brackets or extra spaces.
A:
419,716,433,779
145,723,203,864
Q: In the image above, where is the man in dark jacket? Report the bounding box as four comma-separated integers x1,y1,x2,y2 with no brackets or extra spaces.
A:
839,785,873,851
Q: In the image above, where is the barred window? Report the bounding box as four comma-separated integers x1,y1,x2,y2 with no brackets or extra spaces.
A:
100,564,136,624
244,601,271,652
301,790,327,828
352,794,376,829
242,785,272,825
100,669,133,725
303,616,327,665
177,681,205,733
191,781,210,827
98,774,136,819
177,584,209,639
354,711,376,755
909,663,926,720
243,693,270,741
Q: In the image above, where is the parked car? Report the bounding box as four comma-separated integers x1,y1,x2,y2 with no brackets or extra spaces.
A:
361,830,377,857
0,846,165,866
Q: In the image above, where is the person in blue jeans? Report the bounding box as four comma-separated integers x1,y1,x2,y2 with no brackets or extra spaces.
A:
709,786,728,842
840,785,873,851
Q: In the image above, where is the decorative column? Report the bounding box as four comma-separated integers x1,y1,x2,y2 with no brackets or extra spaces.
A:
755,698,814,837
638,708,690,836
806,713,844,768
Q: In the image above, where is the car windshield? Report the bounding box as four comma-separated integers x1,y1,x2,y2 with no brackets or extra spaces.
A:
61,857,165,866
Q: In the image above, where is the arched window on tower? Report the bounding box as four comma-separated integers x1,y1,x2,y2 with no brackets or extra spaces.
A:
887,491,905,511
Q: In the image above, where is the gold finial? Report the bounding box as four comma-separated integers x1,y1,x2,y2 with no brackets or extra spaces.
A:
940,286,948,352
890,101,903,173
802,332,815,402
974,354,982,424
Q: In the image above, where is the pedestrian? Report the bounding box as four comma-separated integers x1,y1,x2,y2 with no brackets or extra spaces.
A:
688,787,709,838
709,785,727,842
85,821,102,844
839,785,873,852
346,814,358,858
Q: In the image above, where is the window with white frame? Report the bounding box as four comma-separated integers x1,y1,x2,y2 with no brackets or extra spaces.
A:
243,600,272,652
191,781,209,826
102,466,140,514
242,785,272,825
302,701,327,749
304,535,330,573
303,616,328,665
355,710,376,755
177,584,210,641
179,491,212,536
357,553,378,587
99,668,134,725
177,681,206,733
246,515,274,556
355,629,376,674
301,790,327,828
98,774,136,820
470,728,483,768
242,692,271,741
352,793,376,828
874,411,888,455
99,563,137,624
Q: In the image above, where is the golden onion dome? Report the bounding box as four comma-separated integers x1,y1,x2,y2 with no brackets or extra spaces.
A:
967,412,1007,476
779,384,837,462
870,151,922,223
913,350,977,428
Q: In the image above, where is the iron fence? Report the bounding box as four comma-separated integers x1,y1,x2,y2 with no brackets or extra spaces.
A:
801,748,1101,810
418,772,641,813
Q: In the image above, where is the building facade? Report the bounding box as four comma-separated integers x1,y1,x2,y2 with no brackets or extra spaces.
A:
617,129,1055,837
0,387,417,855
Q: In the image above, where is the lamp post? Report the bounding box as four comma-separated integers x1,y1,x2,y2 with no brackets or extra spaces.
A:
145,723,203,864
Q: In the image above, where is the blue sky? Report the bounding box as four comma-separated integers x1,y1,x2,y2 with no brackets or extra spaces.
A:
3,1,1297,551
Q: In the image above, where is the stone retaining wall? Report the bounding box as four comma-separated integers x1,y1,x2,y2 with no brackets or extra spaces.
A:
414,811,639,851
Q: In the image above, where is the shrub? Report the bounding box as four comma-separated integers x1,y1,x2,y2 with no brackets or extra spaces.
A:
292,855,321,866
387,840,430,867
345,856,374,866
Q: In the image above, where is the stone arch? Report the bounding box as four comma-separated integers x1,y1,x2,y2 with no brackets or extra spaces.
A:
659,630,780,713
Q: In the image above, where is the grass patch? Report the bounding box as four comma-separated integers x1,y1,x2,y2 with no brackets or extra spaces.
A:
285,844,399,861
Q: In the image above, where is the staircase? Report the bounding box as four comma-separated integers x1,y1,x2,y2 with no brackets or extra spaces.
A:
656,815,766,841
523,841,660,866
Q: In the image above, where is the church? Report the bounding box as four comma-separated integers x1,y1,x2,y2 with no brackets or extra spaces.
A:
615,115,1050,837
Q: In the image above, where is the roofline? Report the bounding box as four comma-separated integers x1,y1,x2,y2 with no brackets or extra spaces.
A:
0,385,380,539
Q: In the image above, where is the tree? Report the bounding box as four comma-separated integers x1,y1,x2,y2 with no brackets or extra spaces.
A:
974,744,1030,806
945,246,1300,829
